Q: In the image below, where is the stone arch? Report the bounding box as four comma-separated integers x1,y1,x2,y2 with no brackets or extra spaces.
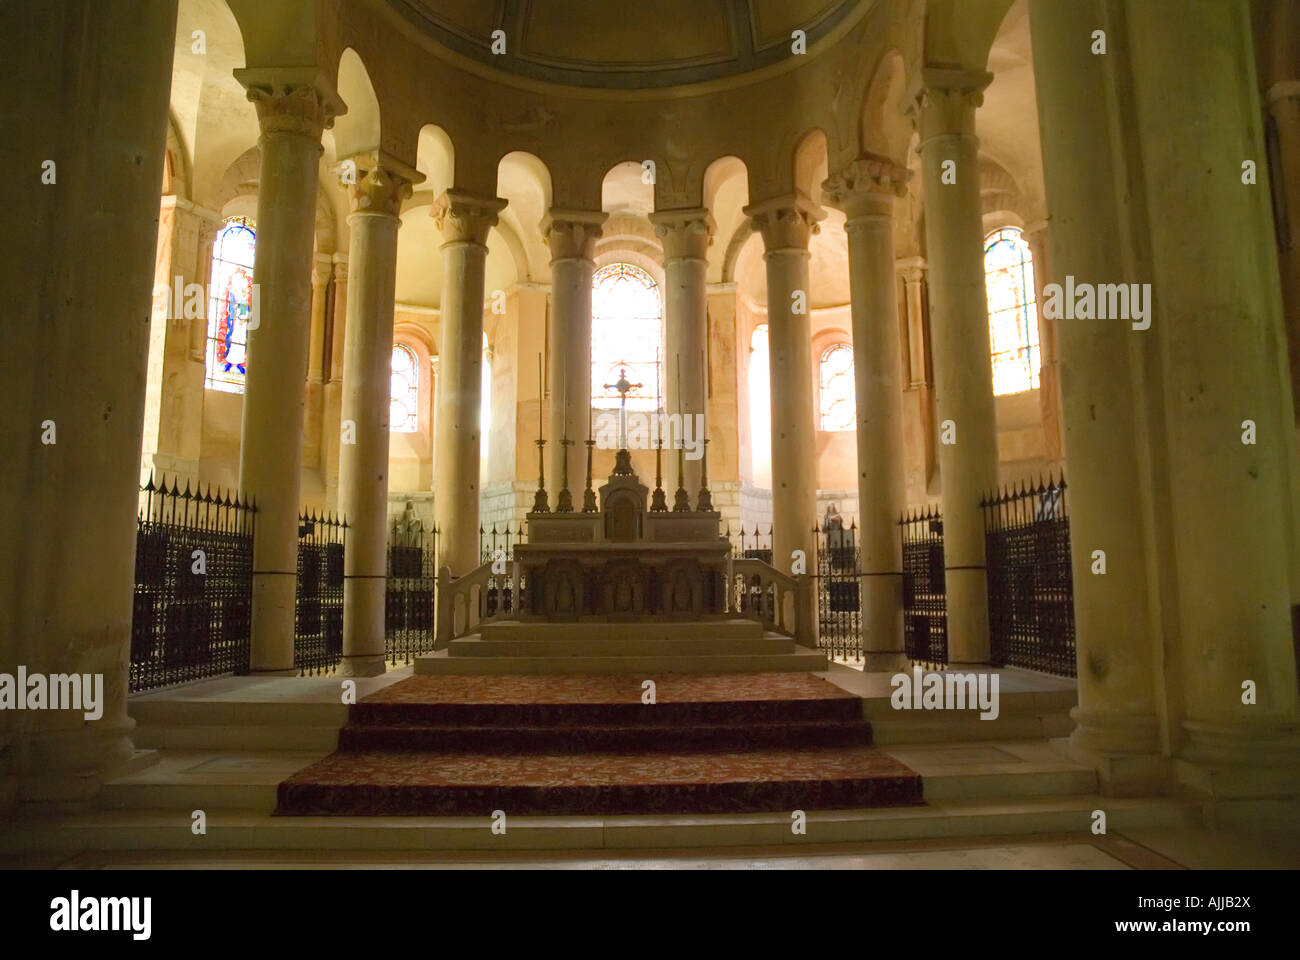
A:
331,47,382,161
211,146,339,255
860,48,911,165
793,128,830,204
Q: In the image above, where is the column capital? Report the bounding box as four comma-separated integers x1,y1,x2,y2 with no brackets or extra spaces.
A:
822,153,912,220
541,209,607,262
912,66,993,144
339,151,423,218
236,69,344,142
433,190,507,246
430,354,440,376
896,255,927,283
312,254,334,287
743,195,826,253
649,207,715,262
332,256,349,282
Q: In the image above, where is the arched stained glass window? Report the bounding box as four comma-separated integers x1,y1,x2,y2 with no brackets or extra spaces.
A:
819,343,856,431
591,262,662,411
984,226,1041,396
390,343,419,433
749,324,771,488
205,217,256,392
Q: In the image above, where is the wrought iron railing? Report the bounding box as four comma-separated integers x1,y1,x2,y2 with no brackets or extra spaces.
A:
900,506,947,669
726,523,773,565
982,475,1076,677
386,518,436,666
815,521,863,663
130,475,255,693
294,510,345,676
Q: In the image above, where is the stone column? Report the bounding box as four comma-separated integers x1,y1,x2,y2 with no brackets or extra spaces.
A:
433,191,506,575
823,156,911,670
1,0,177,803
745,196,825,644
542,211,606,505
1029,0,1165,789
236,77,340,674
324,256,348,512
338,155,419,676
651,208,715,500
1267,81,1300,412
915,67,999,665
303,255,332,475
1121,0,1298,770
1024,220,1064,465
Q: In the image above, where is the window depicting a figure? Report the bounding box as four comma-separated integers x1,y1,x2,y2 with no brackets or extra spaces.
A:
819,343,855,431
590,262,662,412
204,217,256,392
984,226,1041,396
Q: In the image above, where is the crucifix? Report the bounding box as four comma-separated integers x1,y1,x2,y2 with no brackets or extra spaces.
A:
603,366,642,450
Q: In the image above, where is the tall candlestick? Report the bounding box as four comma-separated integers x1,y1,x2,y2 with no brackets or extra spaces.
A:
537,352,543,442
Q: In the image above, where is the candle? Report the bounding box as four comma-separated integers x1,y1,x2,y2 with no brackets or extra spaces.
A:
537,352,543,442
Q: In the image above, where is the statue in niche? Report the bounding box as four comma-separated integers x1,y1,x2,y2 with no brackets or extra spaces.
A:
402,499,422,542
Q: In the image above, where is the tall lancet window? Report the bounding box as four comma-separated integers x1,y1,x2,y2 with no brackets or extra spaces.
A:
819,343,856,431
984,226,1040,396
590,262,662,412
390,343,419,433
205,217,256,392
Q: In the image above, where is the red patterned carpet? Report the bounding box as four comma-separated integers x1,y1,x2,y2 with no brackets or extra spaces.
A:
277,672,923,816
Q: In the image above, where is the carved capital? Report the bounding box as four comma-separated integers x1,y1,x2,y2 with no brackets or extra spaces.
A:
333,257,349,282
341,152,423,218
896,256,927,285
913,66,993,143
243,82,338,142
541,209,607,262
743,195,826,253
649,208,715,262
432,190,507,246
312,255,334,287
822,154,912,220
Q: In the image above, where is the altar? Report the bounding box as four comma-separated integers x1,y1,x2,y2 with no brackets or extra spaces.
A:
517,445,729,620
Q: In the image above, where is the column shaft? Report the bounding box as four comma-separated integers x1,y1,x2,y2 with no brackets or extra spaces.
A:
653,210,714,500
543,212,605,506
1,0,178,802
338,157,418,676
746,197,824,645
434,192,506,575
916,69,999,665
824,157,911,669
1029,0,1164,774
237,81,336,673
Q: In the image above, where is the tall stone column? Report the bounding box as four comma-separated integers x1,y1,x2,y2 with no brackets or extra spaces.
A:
542,211,606,505
1029,0,1165,790
1,0,178,803
1024,220,1064,465
1267,81,1300,413
236,76,341,673
1121,0,1298,770
915,67,999,666
434,191,506,575
323,256,348,512
745,196,825,645
651,209,714,500
823,156,911,670
338,155,419,676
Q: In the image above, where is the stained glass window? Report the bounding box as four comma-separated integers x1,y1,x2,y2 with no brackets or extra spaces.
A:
984,226,1040,396
390,344,419,433
749,324,771,488
205,217,256,393
819,343,856,431
590,262,662,411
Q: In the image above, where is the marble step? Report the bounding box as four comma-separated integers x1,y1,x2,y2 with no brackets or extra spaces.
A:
415,649,829,675
448,632,793,658
478,619,765,642
4,795,1201,853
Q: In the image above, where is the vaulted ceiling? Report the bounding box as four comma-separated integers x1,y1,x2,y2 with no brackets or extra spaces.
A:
382,0,866,89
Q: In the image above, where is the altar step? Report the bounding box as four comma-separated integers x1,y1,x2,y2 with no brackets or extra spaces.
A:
419,622,824,675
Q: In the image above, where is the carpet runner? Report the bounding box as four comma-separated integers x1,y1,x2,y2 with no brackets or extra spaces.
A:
277,673,924,816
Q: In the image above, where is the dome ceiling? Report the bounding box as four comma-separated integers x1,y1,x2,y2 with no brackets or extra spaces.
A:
382,0,865,90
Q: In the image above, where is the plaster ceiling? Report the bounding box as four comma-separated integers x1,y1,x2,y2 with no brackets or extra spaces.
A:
382,0,866,89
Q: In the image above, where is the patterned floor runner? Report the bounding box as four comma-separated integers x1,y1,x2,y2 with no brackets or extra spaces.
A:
277,673,923,816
